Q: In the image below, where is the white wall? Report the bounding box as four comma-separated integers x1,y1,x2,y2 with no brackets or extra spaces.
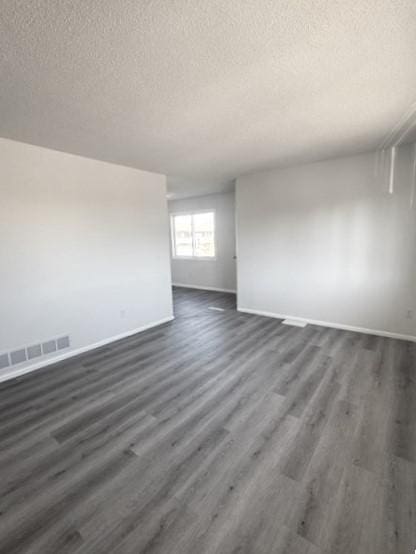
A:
169,192,236,292
236,145,416,339
0,138,173,379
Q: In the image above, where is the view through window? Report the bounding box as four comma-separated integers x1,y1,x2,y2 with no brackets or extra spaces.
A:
171,211,215,258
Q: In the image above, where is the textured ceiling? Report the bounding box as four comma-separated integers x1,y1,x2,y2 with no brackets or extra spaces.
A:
1,1,416,197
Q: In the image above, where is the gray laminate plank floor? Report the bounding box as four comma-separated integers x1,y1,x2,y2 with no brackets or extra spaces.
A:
0,286,415,554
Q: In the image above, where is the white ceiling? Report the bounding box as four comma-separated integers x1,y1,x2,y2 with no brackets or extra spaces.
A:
1,1,416,197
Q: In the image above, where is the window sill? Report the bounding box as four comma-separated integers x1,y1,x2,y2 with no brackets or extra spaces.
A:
172,256,217,262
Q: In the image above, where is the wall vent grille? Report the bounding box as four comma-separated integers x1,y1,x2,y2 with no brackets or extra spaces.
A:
42,340,57,355
0,336,71,368
0,353,10,370
10,349,27,365
27,344,42,359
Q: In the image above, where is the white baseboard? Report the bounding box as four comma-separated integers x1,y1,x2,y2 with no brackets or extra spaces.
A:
172,283,236,294
238,307,416,343
0,315,174,384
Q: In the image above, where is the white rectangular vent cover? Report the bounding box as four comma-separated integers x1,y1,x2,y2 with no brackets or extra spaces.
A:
0,335,71,369
282,319,307,328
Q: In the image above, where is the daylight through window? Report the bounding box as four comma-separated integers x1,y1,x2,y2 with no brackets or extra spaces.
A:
171,211,215,259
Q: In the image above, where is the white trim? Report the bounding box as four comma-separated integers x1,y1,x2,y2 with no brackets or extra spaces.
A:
173,282,236,294
170,209,216,216
172,255,217,261
237,307,416,343
0,316,174,384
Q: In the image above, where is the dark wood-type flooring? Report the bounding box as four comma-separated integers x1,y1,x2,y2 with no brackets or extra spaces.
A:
0,286,415,553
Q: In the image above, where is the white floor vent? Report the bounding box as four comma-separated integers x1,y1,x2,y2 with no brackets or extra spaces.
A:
282,319,307,328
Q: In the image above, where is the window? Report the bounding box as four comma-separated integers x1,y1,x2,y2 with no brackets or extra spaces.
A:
171,211,216,259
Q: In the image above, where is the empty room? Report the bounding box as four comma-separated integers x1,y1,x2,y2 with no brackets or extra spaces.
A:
1,2,415,553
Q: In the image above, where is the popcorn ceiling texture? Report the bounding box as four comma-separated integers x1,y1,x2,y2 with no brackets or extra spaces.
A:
1,1,415,196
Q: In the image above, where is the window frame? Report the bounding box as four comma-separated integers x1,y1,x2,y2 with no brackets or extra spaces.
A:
170,209,217,261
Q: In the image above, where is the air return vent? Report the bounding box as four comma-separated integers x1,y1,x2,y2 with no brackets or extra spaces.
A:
57,336,70,350
42,340,57,355
0,353,10,370
27,344,42,359
0,335,71,369
10,349,27,364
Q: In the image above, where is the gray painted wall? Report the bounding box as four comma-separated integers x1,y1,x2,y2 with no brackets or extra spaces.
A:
169,192,236,292
236,145,416,339
0,138,173,379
